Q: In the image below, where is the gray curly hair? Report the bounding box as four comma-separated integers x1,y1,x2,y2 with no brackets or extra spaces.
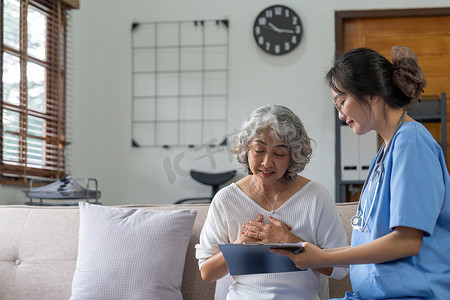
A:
231,105,313,181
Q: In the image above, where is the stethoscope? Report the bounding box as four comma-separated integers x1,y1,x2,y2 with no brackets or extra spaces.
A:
351,110,407,232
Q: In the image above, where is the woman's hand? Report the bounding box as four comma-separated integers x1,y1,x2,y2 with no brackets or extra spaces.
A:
201,214,265,281
234,214,264,244
243,216,336,276
247,222,336,276
243,215,300,244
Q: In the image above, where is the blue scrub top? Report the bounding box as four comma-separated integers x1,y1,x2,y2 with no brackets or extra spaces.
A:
349,121,450,299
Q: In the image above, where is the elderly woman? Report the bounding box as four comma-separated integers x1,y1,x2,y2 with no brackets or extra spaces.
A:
195,105,348,300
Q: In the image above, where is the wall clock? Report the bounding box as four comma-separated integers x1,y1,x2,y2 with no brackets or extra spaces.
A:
253,5,302,55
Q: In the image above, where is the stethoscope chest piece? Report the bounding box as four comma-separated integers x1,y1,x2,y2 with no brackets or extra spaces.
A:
351,215,361,227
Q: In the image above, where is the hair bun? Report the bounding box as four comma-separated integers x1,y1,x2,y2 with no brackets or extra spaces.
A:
391,46,427,100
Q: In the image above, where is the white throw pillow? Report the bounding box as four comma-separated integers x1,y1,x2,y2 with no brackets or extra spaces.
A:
70,202,197,300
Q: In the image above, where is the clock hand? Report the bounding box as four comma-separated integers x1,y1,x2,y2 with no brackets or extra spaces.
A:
268,22,282,33
267,22,294,34
278,28,294,34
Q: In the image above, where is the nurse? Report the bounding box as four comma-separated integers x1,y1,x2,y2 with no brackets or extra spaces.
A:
273,46,450,299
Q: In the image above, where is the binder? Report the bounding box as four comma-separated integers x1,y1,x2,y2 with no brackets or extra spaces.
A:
358,130,378,180
341,126,378,181
340,126,359,181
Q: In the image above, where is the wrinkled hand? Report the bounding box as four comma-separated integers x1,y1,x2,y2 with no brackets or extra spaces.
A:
271,242,328,269
233,215,262,244
243,215,300,244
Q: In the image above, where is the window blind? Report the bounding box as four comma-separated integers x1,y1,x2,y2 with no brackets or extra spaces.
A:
1,0,78,185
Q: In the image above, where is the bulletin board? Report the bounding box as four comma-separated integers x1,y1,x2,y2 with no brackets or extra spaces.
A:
131,19,229,148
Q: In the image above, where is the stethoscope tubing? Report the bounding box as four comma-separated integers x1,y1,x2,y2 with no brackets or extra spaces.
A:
352,148,383,232
352,110,407,232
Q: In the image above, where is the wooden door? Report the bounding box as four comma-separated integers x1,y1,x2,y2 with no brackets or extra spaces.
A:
336,8,450,169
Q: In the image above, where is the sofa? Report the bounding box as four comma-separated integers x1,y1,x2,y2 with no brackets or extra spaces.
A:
0,202,356,299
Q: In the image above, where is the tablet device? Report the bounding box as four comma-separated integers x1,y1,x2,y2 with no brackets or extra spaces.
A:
219,242,304,275
257,242,304,254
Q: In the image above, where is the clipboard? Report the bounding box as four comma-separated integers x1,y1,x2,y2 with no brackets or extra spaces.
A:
219,242,304,275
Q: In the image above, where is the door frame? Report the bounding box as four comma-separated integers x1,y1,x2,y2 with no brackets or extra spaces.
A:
335,7,450,55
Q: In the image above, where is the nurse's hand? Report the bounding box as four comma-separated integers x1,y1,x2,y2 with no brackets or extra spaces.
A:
244,216,300,244
271,242,329,270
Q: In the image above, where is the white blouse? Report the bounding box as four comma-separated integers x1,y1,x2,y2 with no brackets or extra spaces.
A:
196,181,349,300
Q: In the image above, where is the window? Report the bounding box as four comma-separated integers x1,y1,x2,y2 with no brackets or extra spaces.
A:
1,0,78,184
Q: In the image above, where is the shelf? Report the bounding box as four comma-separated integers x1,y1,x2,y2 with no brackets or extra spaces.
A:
24,177,101,206
407,96,444,123
340,180,364,185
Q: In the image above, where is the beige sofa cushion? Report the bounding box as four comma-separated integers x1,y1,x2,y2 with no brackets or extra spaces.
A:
0,206,79,300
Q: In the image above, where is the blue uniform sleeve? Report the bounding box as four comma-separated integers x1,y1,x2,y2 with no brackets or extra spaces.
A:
389,131,444,236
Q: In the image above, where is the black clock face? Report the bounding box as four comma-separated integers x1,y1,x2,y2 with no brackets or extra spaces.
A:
253,5,302,55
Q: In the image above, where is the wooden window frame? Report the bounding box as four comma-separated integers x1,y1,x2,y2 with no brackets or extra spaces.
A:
1,0,78,185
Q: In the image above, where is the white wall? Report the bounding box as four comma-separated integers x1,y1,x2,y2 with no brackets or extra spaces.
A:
2,0,448,205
